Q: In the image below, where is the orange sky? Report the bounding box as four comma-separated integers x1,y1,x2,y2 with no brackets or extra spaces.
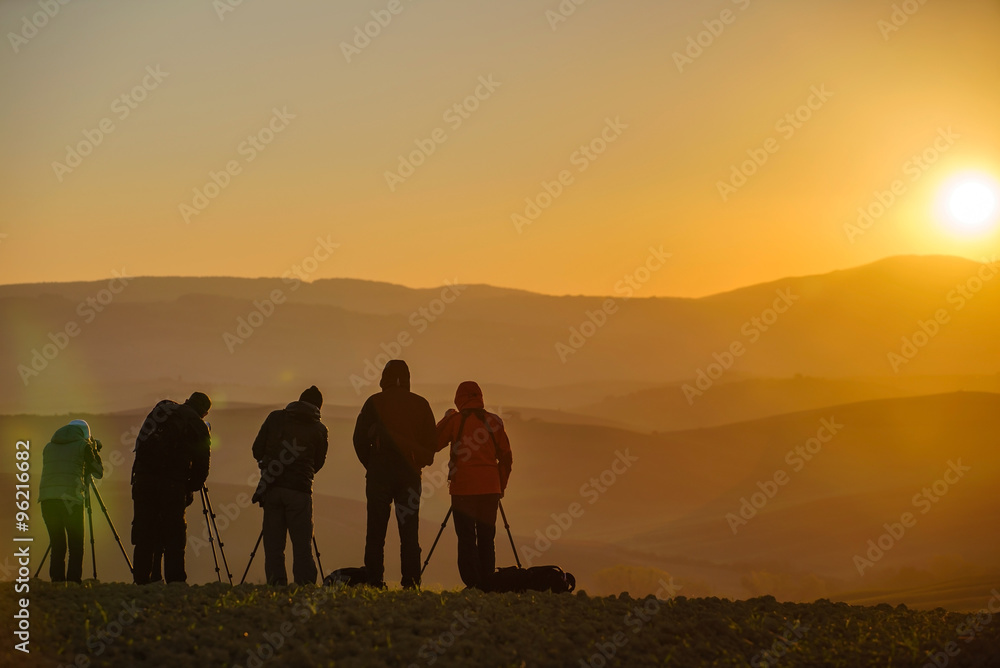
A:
1,0,998,297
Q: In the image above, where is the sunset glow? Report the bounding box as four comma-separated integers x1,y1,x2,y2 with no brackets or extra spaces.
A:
3,2,1000,665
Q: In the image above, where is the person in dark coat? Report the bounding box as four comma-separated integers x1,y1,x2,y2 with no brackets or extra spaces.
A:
353,360,436,588
251,386,329,586
38,420,104,582
436,382,513,589
131,392,212,584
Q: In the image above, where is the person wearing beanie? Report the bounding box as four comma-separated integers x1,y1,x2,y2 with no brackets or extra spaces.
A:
353,360,437,588
130,392,212,584
39,419,105,582
251,385,329,585
184,391,212,418
435,382,513,590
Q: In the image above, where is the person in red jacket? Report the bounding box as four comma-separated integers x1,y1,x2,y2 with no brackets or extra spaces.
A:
436,381,513,589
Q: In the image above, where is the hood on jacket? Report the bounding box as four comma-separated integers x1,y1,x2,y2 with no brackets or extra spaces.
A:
68,419,91,440
285,400,322,420
380,360,410,391
454,381,484,411
52,422,89,445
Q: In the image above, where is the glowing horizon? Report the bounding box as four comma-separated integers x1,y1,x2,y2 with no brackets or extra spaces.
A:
1,0,998,298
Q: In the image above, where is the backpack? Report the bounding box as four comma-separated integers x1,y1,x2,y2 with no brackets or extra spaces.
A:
132,400,188,481
323,567,369,587
488,565,576,594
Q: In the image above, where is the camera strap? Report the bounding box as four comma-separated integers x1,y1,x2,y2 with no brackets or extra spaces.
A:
454,408,500,461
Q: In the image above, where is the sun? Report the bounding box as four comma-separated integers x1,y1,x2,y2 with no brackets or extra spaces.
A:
950,181,997,226
938,173,999,234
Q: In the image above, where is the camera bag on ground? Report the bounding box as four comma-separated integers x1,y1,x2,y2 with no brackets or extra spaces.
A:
323,567,369,587
487,565,576,594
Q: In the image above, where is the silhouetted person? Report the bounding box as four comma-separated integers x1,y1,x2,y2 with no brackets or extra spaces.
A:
252,385,329,586
39,420,104,583
149,548,164,583
131,392,212,584
353,360,436,588
436,382,512,589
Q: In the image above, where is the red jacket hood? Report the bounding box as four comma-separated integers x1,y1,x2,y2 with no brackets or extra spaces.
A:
454,381,484,410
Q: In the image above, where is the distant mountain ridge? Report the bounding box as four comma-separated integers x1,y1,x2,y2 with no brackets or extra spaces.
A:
0,253,987,301
1,254,997,414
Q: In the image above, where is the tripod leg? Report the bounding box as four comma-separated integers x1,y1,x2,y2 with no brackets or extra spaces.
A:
34,545,51,579
200,489,222,582
499,501,522,569
312,535,325,582
89,480,134,574
240,529,264,585
85,483,97,580
419,507,452,579
202,487,233,584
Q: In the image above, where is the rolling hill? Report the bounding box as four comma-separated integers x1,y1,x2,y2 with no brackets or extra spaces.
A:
4,391,997,609
2,255,999,415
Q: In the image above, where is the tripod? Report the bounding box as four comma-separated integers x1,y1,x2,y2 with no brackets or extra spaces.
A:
34,474,133,580
239,529,326,585
420,500,521,578
200,486,234,584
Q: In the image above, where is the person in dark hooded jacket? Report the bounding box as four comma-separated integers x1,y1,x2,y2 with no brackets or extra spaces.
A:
353,360,436,588
131,392,212,584
436,382,512,589
252,386,329,585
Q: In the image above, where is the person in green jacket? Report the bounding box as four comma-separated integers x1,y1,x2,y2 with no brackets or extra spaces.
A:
39,419,104,582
